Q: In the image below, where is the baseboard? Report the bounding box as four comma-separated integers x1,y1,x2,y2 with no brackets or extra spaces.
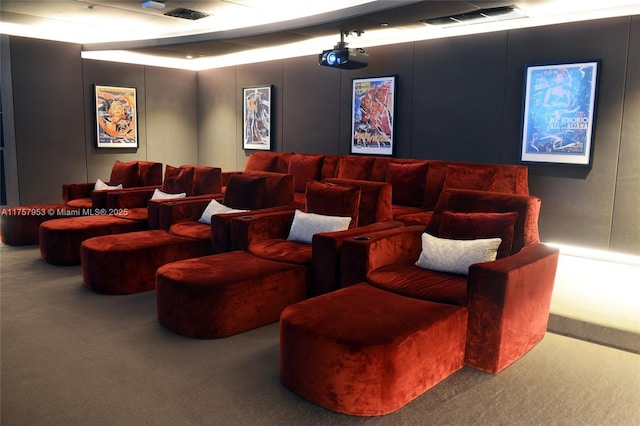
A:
548,313,640,354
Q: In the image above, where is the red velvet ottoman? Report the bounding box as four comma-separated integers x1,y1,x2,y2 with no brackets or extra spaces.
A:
81,230,211,295
39,215,147,265
279,283,468,416
156,251,307,339
1,204,79,246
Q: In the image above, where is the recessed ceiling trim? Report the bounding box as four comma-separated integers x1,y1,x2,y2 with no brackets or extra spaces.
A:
81,0,420,51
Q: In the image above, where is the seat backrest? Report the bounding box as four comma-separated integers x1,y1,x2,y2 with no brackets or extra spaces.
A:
243,171,294,208
323,178,392,226
426,188,541,255
136,161,163,186
304,181,361,229
190,166,222,195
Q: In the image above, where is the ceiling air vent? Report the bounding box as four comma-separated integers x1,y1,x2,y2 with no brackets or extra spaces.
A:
164,8,210,20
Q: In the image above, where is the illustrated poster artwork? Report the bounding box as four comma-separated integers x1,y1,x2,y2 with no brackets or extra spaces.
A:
95,85,138,148
243,86,271,150
351,76,396,156
521,61,599,165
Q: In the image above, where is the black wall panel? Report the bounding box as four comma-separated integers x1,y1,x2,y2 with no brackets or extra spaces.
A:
504,18,632,250
412,32,508,163
612,15,640,254
145,67,198,167
282,56,342,154
198,67,238,171
10,38,85,204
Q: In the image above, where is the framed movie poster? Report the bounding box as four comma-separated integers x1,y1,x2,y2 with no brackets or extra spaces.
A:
520,60,600,166
243,85,272,150
351,75,396,156
95,85,138,148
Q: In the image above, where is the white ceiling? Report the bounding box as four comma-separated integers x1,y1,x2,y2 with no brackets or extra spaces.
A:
1,0,639,70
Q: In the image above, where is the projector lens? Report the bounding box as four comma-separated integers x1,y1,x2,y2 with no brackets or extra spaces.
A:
327,52,338,65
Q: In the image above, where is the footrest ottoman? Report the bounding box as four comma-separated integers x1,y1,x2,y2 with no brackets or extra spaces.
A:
39,215,147,265
279,283,468,416
1,204,78,246
81,230,211,295
156,251,307,339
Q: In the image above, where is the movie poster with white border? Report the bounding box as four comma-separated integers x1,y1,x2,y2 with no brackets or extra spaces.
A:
351,76,396,156
521,61,599,165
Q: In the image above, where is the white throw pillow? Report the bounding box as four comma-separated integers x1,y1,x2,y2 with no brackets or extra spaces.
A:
198,199,248,224
287,209,351,244
415,233,501,275
94,178,122,191
151,188,187,200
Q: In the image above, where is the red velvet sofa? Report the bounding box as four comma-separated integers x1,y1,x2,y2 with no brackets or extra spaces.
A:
228,151,529,226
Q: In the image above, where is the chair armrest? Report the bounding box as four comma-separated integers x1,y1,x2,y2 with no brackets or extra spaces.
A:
465,243,560,374
339,225,424,287
210,205,294,254
229,209,296,251
104,187,159,209
152,196,222,230
311,220,404,295
62,182,94,203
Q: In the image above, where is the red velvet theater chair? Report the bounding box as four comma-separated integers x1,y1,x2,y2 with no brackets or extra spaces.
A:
39,164,220,265
278,188,559,416
63,160,163,210
229,180,403,296
80,172,295,295
340,188,560,374
0,160,162,246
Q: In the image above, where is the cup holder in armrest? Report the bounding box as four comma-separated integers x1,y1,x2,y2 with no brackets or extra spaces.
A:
352,236,371,241
239,215,255,220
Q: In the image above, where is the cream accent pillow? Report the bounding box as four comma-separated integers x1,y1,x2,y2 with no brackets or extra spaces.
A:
198,199,247,224
415,233,501,275
94,178,122,191
151,188,187,200
287,209,352,244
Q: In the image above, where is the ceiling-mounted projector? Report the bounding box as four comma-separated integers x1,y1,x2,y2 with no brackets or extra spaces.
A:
142,0,166,9
319,32,368,70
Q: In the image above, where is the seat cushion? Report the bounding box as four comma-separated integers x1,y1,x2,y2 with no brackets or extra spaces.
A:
280,283,467,416
169,221,211,241
368,264,467,305
248,239,312,266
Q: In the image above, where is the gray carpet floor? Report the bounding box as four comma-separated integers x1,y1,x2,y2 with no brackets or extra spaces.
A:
1,243,639,425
